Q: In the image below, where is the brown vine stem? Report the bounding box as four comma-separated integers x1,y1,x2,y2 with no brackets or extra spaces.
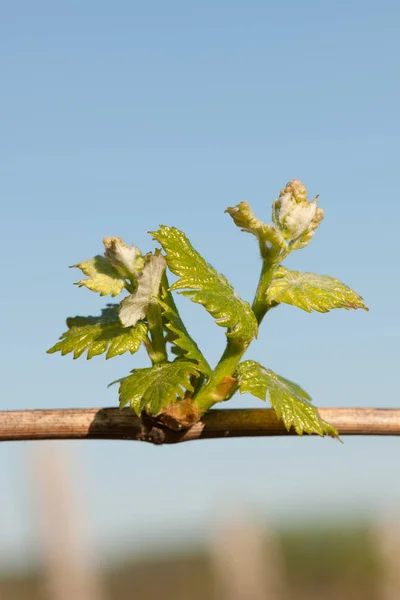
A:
1,408,400,444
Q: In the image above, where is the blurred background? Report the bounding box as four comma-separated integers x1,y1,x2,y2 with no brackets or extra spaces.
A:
1,0,400,598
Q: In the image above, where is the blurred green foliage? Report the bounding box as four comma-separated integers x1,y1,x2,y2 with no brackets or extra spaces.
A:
0,523,383,600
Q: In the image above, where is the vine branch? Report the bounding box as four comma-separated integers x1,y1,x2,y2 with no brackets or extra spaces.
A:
1,408,400,444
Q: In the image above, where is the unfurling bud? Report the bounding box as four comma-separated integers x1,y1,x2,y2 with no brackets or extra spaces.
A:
272,179,323,247
225,201,288,252
225,201,261,233
103,236,144,280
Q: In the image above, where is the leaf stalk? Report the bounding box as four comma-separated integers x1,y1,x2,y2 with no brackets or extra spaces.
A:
146,302,168,364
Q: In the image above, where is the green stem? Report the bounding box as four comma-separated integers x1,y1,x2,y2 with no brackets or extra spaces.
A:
251,256,278,325
193,250,280,414
192,339,249,413
146,302,168,364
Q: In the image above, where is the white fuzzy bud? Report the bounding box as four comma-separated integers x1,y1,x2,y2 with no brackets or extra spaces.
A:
103,236,144,279
272,180,323,244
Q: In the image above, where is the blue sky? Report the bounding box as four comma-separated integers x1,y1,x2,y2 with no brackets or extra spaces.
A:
1,0,400,570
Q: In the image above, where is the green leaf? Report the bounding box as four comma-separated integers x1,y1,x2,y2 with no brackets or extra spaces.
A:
267,267,368,313
236,360,338,438
157,285,212,376
119,360,200,416
151,226,258,343
47,305,147,359
119,254,166,327
73,255,126,297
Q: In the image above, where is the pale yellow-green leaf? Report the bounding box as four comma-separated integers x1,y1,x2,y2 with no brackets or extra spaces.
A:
236,360,338,438
73,255,126,297
267,267,368,313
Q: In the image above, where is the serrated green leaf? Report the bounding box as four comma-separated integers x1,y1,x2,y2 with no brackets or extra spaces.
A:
267,267,368,313
151,226,258,343
47,305,147,359
157,285,212,376
119,254,166,327
73,255,126,297
236,360,338,438
119,360,200,416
